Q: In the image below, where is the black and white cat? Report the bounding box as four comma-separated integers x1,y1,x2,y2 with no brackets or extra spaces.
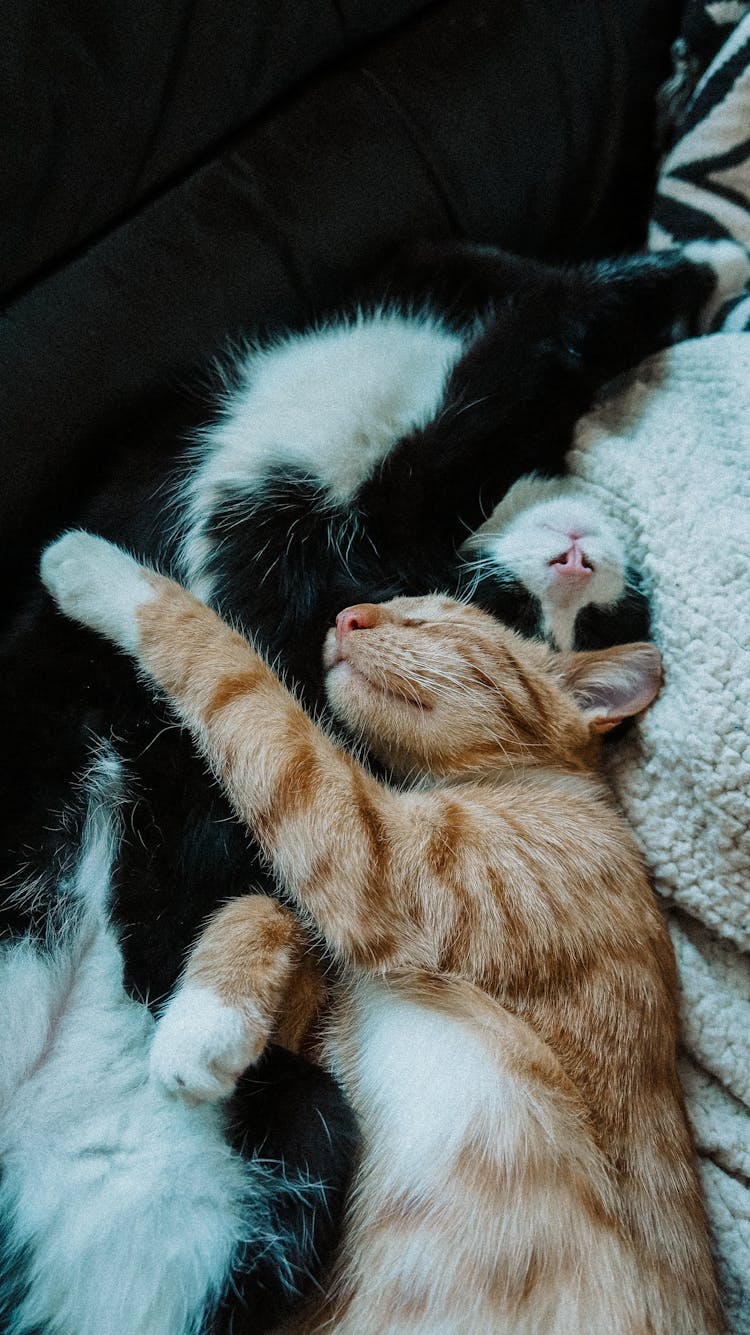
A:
1,238,747,1335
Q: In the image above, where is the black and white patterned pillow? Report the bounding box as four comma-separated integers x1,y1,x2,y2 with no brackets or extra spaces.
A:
651,2,750,330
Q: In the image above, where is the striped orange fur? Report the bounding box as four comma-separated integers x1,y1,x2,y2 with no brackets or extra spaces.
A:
63,553,724,1332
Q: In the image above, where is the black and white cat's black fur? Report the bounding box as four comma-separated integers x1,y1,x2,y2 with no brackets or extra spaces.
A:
1,238,747,1335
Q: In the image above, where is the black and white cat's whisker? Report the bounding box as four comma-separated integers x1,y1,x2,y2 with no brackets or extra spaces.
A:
340,514,364,573
444,391,497,423
259,554,283,588
283,515,307,558
130,720,182,763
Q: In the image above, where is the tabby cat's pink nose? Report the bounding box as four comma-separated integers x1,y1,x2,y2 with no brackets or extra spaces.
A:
335,604,378,644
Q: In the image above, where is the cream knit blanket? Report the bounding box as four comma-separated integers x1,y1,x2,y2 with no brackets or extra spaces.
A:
570,333,750,1333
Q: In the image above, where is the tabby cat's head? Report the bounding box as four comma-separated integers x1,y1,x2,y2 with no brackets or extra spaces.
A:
323,594,661,776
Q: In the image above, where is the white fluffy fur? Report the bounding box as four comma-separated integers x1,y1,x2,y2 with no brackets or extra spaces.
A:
150,984,266,1103
40,532,154,653
465,474,631,650
177,310,464,597
325,977,648,1335
0,757,289,1335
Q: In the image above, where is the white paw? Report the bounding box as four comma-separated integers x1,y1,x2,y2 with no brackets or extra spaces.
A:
684,240,750,330
149,985,267,1104
40,531,155,653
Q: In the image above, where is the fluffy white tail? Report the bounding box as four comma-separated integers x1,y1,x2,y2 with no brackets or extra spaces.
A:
0,749,255,1335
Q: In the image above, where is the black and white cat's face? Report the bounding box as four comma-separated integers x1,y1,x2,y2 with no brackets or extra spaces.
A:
462,476,651,653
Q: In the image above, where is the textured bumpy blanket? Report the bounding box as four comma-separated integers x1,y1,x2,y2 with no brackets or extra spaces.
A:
630,13,750,1325
568,334,750,1333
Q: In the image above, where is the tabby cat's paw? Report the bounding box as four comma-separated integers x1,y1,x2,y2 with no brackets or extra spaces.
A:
685,239,750,330
150,985,268,1104
40,531,155,652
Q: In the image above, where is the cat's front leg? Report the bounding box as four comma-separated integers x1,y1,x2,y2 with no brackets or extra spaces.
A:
41,531,410,968
151,978,264,1104
40,530,158,652
151,894,326,1103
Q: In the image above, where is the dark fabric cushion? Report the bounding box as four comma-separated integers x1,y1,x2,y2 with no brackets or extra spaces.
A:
2,0,436,299
0,0,683,621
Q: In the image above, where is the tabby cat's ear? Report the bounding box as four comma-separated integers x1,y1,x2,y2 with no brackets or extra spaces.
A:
561,643,662,734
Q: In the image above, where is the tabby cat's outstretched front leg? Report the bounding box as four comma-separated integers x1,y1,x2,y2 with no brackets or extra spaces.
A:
40,532,331,1102
41,531,410,970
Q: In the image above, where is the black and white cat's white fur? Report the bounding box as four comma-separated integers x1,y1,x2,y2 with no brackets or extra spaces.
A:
1,238,748,1335
465,473,651,652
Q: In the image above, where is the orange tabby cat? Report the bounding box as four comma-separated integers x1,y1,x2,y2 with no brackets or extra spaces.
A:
41,532,722,1335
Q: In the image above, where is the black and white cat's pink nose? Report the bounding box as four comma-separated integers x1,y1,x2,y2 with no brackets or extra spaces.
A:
548,538,593,580
335,603,379,646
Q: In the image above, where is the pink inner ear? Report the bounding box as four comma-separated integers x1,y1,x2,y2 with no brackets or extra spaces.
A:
565,643,663,728
590,714,629,735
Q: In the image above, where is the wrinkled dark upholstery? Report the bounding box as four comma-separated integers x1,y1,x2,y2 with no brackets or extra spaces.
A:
1,0,682,620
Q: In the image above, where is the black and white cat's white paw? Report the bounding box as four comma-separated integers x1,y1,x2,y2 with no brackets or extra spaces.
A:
150,985,269,1104
40,531,155,653
684,239,750,331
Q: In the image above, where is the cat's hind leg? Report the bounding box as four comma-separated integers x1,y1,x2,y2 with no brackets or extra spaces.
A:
150,894,327,1103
